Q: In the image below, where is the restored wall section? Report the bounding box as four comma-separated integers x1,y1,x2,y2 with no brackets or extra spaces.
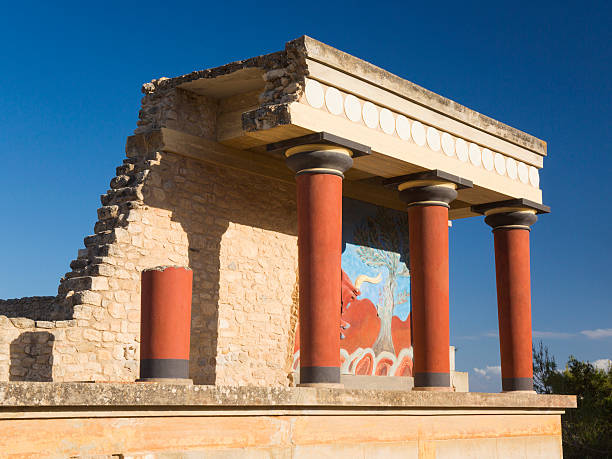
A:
0,80,300,385
0,148,299,385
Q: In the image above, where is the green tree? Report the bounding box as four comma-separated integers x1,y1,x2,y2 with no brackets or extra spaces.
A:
533,342,612,458
533,340,557,394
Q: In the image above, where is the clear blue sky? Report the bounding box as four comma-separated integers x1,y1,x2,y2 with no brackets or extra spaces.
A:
1,1,610,391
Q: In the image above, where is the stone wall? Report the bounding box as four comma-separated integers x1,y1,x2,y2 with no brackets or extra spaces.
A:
0,296,58,321
0,146,299,385
1,77,302,385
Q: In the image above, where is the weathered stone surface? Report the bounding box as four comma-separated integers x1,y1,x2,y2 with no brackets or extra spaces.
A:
9,317,35,329
0,297,57,321
0,407,566,458
0,382,576,409
0,137,299,385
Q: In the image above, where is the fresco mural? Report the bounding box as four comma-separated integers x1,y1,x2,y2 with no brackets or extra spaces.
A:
293,197,413,377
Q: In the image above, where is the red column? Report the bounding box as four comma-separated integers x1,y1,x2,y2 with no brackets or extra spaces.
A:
297,173,343,384
485,210,538,391
386,171,471,390
286,145,353,386
139,266,193,382
408,204,451,390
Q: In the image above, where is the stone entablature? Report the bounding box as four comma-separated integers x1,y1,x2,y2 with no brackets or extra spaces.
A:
133,36,547,219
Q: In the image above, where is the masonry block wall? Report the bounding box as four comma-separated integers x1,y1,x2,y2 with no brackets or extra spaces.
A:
1,86,300,385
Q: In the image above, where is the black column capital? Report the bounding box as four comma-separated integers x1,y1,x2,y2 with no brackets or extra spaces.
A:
472,198,550,232
285,145,354,178
383,169,473,208
266,132,370,179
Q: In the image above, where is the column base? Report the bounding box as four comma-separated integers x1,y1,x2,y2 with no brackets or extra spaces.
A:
412,386,454,392
299,366,341,385
137,378,193,385
502,377,533,392
298,382,344,389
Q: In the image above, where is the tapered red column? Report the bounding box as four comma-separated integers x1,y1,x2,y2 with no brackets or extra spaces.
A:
408,203,452,389
386,170,472,391
139,266,193,382
286,144,353,386
474,198,549,392
487,210,538,392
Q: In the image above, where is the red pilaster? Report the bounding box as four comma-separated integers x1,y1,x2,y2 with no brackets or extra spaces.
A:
139,266,193,382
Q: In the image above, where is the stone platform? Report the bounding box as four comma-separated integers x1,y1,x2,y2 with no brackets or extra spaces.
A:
0,382,575,458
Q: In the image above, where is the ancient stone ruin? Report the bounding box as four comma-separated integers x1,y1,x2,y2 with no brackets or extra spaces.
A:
0,36,574,458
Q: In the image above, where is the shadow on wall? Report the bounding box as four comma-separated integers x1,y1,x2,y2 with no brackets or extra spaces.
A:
145,152,297,385
9,332,55,381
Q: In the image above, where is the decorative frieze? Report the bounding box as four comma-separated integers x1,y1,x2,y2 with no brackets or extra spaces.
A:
302,78,541,189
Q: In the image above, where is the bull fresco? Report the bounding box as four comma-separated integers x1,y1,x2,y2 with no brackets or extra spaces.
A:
293,198,413,377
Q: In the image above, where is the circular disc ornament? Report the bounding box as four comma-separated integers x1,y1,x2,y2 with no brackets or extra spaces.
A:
411,121,426,146
469,143,482,167
517,162,529,184
529,166,540,188
506,157,518,180
344,94,362,122
482,148,494,171
362,102,379,129
441,132,455,157
456,138,468,162
325,87,343,115
396,115,411,140
427,127,441,151
305,79,324,109
494,153,506,175
379,108,395,135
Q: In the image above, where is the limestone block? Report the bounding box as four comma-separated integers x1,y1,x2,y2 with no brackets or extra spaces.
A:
73,306,92,320
84,329,102,342
92,321,110,331
114,291,131,303
75,291,102,306
0,316,16,330
97,205,119,221
9,318,34,329
90,277,108,290
66,328,83,342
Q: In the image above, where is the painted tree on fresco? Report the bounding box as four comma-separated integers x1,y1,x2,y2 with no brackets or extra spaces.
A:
353,208,410,355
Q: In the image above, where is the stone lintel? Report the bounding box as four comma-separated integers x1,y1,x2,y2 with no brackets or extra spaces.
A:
266,131,371,157
472,198,551,215
383,170,473,190
156,36,545,158
293,36,546,157
0,382,576,410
